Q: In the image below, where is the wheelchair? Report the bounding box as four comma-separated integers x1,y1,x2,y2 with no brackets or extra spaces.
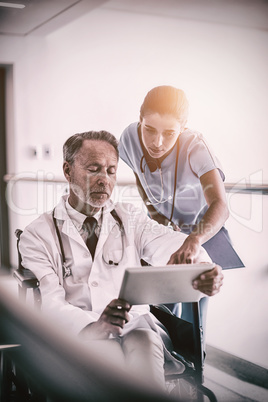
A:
6,229,218,401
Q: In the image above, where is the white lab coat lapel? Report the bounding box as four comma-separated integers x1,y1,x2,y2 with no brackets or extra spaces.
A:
53,195,87,250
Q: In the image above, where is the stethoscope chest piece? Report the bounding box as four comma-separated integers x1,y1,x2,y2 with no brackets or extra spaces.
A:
102,220,124,266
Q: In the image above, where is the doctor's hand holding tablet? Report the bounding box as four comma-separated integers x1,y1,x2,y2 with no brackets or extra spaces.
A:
80,298,131,340
191,262,223,296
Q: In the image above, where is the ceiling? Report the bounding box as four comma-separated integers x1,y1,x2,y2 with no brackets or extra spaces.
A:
0,0,109,36
0,0,267,36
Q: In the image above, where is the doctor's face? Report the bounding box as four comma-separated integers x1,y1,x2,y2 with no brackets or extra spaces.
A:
140,113,182,159
63,139,118,215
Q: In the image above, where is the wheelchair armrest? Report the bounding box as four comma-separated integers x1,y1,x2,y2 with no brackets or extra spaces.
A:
13,268,39,289
14,228,39,289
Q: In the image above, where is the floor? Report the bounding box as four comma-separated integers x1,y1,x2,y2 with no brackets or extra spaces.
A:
202,346,268,402
203,365,268,402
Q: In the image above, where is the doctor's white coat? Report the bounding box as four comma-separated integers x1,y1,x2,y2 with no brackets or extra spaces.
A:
19,195,210,335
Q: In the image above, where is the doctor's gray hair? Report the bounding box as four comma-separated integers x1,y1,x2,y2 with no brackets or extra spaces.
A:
63,130,119,165
140,85,189,128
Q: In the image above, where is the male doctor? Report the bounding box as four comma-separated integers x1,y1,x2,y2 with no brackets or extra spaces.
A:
20,130,223,390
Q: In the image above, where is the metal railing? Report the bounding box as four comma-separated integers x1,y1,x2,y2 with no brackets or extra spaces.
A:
3,174,268,195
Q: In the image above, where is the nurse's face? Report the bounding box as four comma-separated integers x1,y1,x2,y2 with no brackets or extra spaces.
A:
140,113,182,159
63,139,118,215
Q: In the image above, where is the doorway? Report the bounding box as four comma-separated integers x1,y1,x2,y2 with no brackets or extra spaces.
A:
0,66,10,269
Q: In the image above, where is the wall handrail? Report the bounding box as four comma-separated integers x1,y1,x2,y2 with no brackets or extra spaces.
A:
3,174,268,194
224,183,268,194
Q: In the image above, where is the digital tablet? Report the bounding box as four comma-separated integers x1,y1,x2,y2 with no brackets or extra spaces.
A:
119,263,215,305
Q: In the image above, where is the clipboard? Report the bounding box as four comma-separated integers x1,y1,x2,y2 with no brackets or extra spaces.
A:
202,227,244,270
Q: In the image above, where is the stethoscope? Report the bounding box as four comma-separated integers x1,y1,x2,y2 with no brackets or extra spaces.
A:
139,139,180,226
140,156,172,206
52,207,125,279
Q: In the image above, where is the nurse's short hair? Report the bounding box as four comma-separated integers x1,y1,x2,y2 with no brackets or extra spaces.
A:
140,85,189,128
63,130,119,165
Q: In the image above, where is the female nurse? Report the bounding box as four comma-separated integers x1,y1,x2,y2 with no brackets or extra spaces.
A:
118,85,240,333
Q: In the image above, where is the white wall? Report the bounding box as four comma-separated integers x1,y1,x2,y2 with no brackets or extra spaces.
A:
1,4,267,368
207,192,268,369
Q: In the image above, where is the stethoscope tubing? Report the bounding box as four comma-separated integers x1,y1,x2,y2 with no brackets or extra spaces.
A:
139,140,179,223
140,156,169,205
52,207,124,278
